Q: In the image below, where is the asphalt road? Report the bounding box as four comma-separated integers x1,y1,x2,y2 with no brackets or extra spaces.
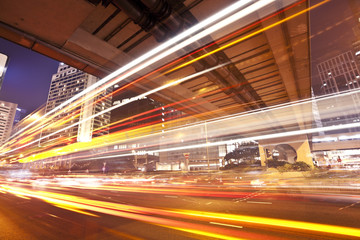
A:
1,176,360,240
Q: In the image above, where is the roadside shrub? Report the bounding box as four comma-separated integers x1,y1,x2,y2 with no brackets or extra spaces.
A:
266,160,286,168
292,161,311,171
277,163,294,172
273,161,311,172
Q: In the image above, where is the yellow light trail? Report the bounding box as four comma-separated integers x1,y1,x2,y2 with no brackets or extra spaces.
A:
5,0,307,154
0,0,330,164
1,184,360,239
15,64,226,162
0,185,257,239
7,0,264,144
2,0,294,157
173,209,360,238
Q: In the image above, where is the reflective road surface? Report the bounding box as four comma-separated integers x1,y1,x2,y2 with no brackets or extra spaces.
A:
1,172,360,240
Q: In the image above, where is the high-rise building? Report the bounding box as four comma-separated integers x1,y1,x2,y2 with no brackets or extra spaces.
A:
316,51,360,134
0,52,9,91
0,100,17,145
40,63,111,145
317,51,360,94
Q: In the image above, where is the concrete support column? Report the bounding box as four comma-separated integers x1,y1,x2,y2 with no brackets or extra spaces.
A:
289,135,313,168
258,144,274,167
258,134,314,169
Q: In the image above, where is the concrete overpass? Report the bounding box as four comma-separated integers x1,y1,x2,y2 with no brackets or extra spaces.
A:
0,0,314,166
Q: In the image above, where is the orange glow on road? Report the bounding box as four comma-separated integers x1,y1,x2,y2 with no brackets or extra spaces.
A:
1,183,359,239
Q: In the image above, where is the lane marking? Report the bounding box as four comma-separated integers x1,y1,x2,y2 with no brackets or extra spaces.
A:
210,222,243,229
246,201,272,204
339,200,360,211
47,213,60,218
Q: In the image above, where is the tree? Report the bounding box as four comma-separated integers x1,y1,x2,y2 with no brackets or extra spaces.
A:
224,142,259,166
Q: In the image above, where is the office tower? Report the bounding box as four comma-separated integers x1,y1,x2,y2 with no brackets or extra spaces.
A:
0,100,17,145
0,52,9,91
316,51,360,133
41,63,111,145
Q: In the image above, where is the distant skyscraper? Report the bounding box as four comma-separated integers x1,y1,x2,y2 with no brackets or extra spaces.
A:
13,107,27,125
0,100,17,145
11,106,44,137
41,63,111,145
0,52,9,91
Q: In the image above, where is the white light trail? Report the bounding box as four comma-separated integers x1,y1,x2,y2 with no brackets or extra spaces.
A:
85,121,360,161
9,85,360,160
2,0,281,156
8,0,258,140
1,63,228,155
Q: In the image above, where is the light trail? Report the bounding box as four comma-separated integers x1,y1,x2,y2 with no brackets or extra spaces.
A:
4,63,227,157
1,184,360,239
90,0,309,136
0,0,338,166
1,0,313,158
7,0,264,141
165,0,329,74
1,0,291,155
79,118,360,163
50,0,316,132
15,84,360,164
0,185,274,240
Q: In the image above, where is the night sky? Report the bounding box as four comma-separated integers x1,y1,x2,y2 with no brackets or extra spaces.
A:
0,38,59,115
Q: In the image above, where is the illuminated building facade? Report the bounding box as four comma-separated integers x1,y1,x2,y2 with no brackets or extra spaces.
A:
316,51,360,135
0,100,17,145
111,91,165,133
41,63,111,145
317,51,360,94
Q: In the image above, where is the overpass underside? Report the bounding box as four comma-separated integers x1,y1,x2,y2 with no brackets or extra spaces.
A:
0,0,315,166
0,0,311,116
